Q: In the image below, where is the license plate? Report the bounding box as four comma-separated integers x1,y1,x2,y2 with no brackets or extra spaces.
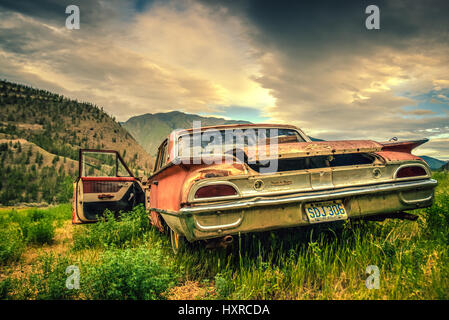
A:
304,200,348,224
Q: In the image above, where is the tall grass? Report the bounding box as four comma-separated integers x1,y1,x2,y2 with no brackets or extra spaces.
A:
1,204,177,300
1,172,448,300
0,204,71,264
0,223,24,264
72,204,150,250
169,171,449,299
80,246,178,300
7,245,178,300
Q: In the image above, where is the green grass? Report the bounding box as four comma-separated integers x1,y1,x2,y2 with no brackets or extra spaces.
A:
0,204,71,264
72,204,151,250
1,172,448,300
80,246,178,300
6,245,177,300
168,171,449,299
0,223,24,265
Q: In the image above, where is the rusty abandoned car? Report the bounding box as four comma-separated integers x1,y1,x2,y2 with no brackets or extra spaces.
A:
72,124,437,253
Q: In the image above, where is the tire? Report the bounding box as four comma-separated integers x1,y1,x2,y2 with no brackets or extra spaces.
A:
170,227,186,254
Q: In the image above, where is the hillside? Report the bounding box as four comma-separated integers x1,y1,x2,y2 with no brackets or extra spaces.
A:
121,111,329,156
0,138,77,204
121,111,250,156
0,80,154,205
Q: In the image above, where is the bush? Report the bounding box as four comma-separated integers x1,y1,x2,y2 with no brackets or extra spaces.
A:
0,278,15,299
73,204,150,250
82,247,177,300
0,223,25,264
0,205,71,263
21,253,79,300
10,209,56,245
24,219,55,244
214,272,233,298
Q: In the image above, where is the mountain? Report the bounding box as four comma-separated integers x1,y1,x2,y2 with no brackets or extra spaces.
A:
121,111,327,156
419,156,447,170
121,111,250,156
0,80,153,205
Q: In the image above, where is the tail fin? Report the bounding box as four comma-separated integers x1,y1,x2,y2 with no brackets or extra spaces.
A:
381,138,428,153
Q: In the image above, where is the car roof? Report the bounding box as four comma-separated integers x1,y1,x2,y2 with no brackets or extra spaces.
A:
172,123,301,135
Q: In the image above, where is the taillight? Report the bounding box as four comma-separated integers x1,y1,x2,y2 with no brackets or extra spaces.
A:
194,184,237,199
396,166,427,178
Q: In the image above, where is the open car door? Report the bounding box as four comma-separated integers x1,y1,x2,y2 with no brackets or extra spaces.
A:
72,149,145,224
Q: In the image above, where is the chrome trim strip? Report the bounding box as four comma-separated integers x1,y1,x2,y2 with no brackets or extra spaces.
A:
399,192,433,204
180,179,437,214
194,212,244,231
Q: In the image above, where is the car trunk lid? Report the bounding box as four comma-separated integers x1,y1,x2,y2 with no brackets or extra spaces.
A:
245,140,383,161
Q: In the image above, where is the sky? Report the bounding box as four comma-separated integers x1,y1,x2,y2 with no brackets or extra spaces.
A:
0,0,448,159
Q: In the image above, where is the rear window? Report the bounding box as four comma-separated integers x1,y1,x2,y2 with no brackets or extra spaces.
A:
177,128,304,157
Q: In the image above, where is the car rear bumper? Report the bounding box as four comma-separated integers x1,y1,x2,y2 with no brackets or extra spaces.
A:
152,178,437,241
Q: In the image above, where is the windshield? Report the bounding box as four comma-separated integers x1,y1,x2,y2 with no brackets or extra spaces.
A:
177,128,305,157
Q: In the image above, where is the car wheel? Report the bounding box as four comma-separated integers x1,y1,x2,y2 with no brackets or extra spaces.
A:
170,227,186,254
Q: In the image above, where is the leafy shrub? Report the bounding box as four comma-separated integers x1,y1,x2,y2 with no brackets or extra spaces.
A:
0,205,71,263
214,272,233,298
24,219,55,244
0,278,15,299
22,253,79,300
0,223,25,264
1,205,71,246
82,247,177,300
73,204,150,250
30,209,46,221
11,210,56,245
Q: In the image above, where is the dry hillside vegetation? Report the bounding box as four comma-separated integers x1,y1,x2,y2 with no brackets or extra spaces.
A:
0,80,153,172
0,80,154,205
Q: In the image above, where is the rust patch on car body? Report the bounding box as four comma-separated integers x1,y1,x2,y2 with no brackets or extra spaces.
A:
246,140,383,161
376,151,425,162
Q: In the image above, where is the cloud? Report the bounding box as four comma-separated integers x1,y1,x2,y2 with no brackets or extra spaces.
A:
255,47,449,136
414,138,449,161
0,0,130,30
0,0,273,120
201,0,449,158
406,109,436,116
0,0,448,159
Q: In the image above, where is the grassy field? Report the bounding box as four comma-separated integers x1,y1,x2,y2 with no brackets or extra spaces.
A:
1,172,448,300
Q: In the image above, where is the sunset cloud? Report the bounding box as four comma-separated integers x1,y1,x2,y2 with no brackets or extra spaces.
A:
0,0,448,159
0,0,273,120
